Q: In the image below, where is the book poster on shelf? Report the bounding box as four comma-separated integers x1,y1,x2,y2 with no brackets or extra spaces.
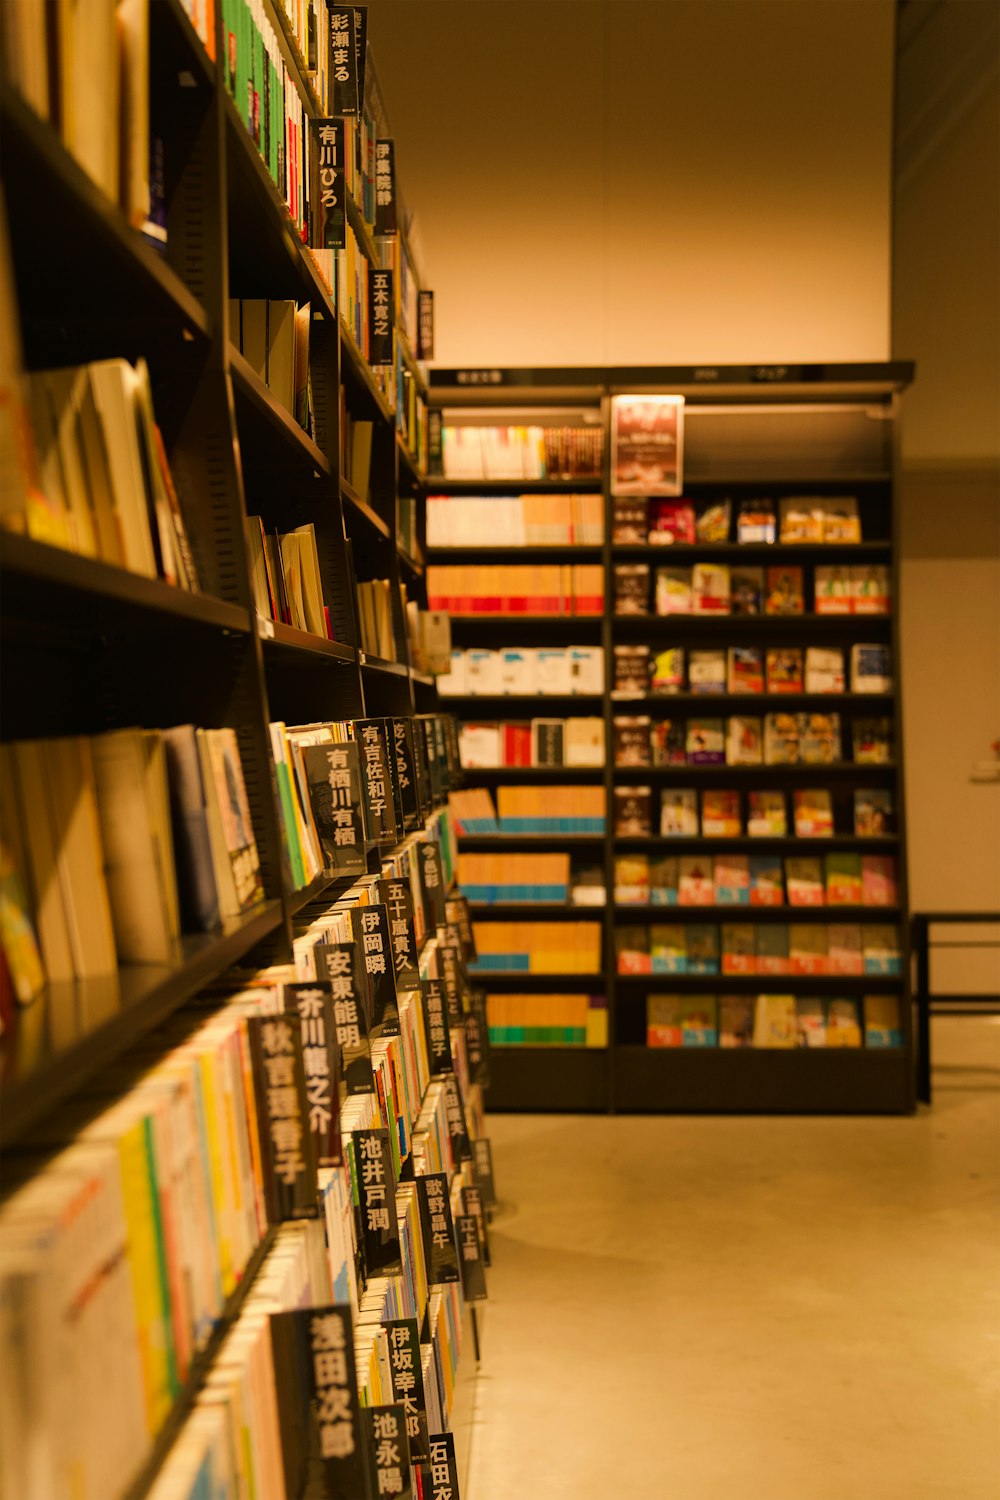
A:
418,290,435,360
611,394,685,495
374,139,397,235
385,1319,432,1462
270,1305,368,1497
362,1405,413,1500
310,120,347,251
330,8,360,114
283,982,343,1167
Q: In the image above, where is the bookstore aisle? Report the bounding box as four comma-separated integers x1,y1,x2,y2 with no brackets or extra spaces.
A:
460,1017,1000,1500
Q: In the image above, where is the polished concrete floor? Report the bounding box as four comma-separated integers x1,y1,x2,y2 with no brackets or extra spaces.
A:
454,1018,1000,1500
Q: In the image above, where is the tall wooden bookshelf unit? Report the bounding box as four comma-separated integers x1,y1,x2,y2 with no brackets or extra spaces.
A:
429,363,915,1115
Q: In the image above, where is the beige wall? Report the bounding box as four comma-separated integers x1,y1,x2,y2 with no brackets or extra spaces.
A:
894,3,1000,925
369,0,895,365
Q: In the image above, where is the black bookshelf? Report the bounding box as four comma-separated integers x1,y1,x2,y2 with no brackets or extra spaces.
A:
0,19,490,1500
430,363,915,1114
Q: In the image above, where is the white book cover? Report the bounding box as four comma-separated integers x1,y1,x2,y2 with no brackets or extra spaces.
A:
535,647,571,695
500,647,536,695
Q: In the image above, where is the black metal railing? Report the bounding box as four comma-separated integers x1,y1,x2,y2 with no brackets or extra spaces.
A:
911,911,1000,1104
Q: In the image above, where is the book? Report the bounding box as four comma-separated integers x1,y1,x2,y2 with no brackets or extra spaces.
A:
650,924,687,972
852,718,893,763
695,500,731,542
564,718,605,767
861,855,897,905
778,497,824,543
795,997,827,1047
765,649,804,693
685,925,720,974
828,923,864,975
614,855,650,905
686,719,725,765
737,500,776,544
611,395,684,496
785,856,824,905
854,789,894,836
727,646,764,694
702,790,741,837
764,713,800,764
155,726,222,935
613,644,651,694
730,565,764,615
647,995,717,1047
826,997,862,1046
726,716,763,765
500,647,536,694
568,645,605,694
614,786,653,837
825,852,863,904
649,856,680,905
719,994,754,1046
756,923,791,972
798,712,842,764
614,717,652,767
531,719,565,766
688,649,727,695
865,994,903,1047
198,729,265,916
655,566,692,614
90,728,180,964
804,647,845,694
660,790,699,836
614,563,650,615
863,924,902,975
467,648,503,696
721,923,755,972
814,565,853,614
679,856,715,906
616,926,651,975
691,562,730,613
612,494,648,542
821,497,861,542
793,789,834,837
650,647,685,693
765,566,804,615
714,856,750,905
753,994,797,1047
851,644,892,693
747,791,787,837
750,857,785,908
851,565,890,614
650,721,687,765
648,498,695,543
790,923,828,973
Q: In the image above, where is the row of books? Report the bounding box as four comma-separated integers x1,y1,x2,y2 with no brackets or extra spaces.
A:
357,578,398,659
1,857,491,1500
0,728,263,1002
611,644,894,701
613,562,889,616
342,402,377,501
426,492,604,546
620,786,896,844
439,424,604,480
11,357,199,589
613,495,865,546
439,645,604,697
646,992,902,1049
269,715,459,894
457,852,606,906
402,595,452,676
426,563,605,615
3,0,162,235
486,993,608,1047
614,714,874,768
449,785,606,836
470,921,602,974
612,849,897,907
224,0,313,237
228,298,312,430
248,516,333,636
616,922,902,976
459,718,605,769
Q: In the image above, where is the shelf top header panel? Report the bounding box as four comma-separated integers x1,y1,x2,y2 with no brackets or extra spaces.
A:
428,361,915,405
